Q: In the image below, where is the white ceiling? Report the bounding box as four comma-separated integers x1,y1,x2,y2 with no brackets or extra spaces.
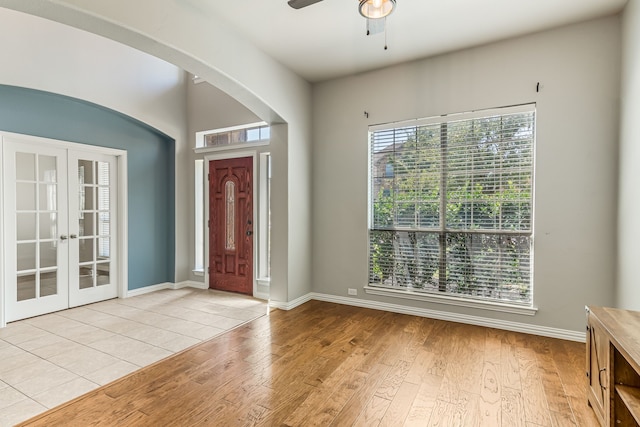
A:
192,0,627,82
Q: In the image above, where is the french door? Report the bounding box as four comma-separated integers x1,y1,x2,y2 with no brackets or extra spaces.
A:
3,138,118,322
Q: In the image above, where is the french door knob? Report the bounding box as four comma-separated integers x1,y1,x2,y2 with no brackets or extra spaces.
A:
60,235,68,240
70,234,78,239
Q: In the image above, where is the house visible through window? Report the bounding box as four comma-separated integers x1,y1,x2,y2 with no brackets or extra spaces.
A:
368,104,535,306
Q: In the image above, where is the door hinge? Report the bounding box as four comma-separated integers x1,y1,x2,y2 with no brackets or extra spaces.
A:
207,220,210,228
207,173,210,181
207,267,210,274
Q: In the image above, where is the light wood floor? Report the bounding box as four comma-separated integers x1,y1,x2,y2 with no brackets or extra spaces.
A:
19,301,599,426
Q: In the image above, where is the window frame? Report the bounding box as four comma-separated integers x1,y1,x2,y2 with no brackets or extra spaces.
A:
194,122,270,153
366,104,537,315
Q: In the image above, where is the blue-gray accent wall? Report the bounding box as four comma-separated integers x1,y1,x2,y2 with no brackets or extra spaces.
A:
0,85,175,290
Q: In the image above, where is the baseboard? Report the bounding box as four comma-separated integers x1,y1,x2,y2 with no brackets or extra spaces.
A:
306,292,586,342
171,281,207,290
125,282,172,298
269,293,313,311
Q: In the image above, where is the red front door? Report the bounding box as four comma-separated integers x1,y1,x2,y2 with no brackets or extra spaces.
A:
209,157,253,295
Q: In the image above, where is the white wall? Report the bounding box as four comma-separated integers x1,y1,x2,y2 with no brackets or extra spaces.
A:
617,0,640,310
312,16,621,333
0,8,186,141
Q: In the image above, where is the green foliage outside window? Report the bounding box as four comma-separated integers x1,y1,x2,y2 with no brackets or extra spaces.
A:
369,109,534,305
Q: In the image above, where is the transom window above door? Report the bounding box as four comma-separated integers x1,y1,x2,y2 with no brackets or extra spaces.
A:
195,122,270,151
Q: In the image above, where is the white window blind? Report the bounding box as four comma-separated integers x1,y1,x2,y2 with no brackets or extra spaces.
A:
368,104,535,306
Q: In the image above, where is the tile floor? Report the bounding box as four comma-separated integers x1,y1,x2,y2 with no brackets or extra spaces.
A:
0,287,268,426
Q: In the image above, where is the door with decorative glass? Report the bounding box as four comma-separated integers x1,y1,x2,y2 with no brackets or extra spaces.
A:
3,137,118,322
208,156,253,295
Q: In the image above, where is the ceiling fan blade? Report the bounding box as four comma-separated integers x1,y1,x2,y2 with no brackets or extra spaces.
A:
288,0,325,9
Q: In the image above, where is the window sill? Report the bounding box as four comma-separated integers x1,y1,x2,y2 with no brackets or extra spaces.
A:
192,269,204,277
363,285,537,316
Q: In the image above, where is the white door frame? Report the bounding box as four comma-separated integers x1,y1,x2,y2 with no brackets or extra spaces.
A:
204,151,257,296
0,131,128,327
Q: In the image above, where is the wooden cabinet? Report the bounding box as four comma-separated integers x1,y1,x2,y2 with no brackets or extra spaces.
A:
586,306,640,426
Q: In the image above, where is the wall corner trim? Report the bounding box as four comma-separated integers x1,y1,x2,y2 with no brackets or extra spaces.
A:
268,293,313,311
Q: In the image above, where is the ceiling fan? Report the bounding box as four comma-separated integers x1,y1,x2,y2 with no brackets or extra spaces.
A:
288,0,396,20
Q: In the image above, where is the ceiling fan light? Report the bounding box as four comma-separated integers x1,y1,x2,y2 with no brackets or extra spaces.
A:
359,0,396,19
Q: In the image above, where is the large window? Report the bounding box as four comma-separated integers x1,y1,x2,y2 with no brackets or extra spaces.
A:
368,104,535,306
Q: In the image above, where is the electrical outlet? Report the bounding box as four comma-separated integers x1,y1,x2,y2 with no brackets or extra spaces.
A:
348,288,357,296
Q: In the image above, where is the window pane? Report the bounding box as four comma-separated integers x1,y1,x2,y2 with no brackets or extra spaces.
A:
17,213,37,241
79,238,95,263
17,273,36,301
40,270,58,297
17,242,36,271
39,155,57,183
39,184,57,211
446,233,531,304
368,230,440,289
16,152,36,181
79,160,94,185
194,160,204,271
80,213,95,237
16,183,36,211
79,265,94,289
40,241,57,269
40,213,58,240
97,263,110,286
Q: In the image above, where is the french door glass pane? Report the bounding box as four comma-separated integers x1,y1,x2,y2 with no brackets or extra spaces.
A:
79,238,94,263
98,213,110,236
39,156,57,182
39,183,57,211
97,187,110,210
16,183,36,210
17,273,36,301
97,263,110,286
81,186,94,210
40,271,58,297
40,242,57,269
16,152,35,181
17,242,36,271
80,213,95,237
79,160,94,184
98,162,109,185
97,238,110,259
17,213,37,241
79,265,93,289
39,213,58,239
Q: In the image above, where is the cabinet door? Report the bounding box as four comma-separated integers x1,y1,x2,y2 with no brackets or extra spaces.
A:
587,311,609,425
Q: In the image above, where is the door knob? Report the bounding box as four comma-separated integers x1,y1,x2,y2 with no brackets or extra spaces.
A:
70,234,78,239
246,230,253,236
60,235,68,240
